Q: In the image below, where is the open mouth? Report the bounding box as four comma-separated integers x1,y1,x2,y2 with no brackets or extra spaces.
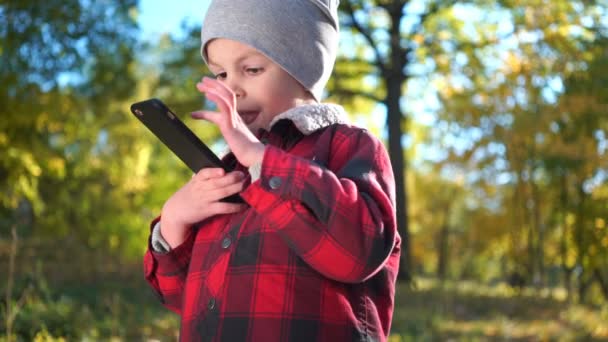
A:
238,110,260,125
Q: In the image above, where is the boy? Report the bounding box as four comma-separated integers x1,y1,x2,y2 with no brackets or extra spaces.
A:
143,0,401,341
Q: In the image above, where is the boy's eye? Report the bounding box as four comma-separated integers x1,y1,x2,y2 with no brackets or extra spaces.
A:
246,67,263,75
215,72,227,80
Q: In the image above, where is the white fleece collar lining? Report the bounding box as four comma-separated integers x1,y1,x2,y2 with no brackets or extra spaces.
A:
222,103,349,182
268,103,349,135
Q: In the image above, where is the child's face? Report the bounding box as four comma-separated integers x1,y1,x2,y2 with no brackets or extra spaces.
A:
205,38,314,134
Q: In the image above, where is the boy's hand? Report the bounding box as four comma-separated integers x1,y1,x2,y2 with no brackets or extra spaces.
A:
192,77,265,167
160,168,247,248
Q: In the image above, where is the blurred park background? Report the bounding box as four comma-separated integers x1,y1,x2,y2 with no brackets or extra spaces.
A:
2,0,608,340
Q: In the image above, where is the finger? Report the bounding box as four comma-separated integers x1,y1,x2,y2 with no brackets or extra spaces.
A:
210,78,237,101
223,178,246,195
195,184,245,206
201,76,226,91
197,174,245,196
209,171,246,188
203,89,233,117
213,184,246,204
197,77,221,93
202,176,246,200
203,77,234,100
195,83,228,116
199,79,235,113
193,167,225,180
190,171,244,197
196,79,212,93
191,110,221,124
198,78,226,97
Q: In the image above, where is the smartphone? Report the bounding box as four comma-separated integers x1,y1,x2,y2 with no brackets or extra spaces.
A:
130,98,243,203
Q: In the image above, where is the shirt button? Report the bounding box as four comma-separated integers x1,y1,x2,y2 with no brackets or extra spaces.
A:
268,176,282,189
221,237,231,249
207,298,216,310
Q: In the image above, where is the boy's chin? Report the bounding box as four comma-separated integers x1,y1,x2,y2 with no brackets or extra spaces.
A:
247,119,271,133
246,122,263,135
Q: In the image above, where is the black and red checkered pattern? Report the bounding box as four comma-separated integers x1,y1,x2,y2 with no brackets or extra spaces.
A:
144,122,401,341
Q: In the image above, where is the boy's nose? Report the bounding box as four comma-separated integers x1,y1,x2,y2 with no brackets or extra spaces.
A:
233,88,244,98
224,78,244,98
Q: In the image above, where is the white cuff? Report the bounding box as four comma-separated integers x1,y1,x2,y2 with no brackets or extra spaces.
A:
151,221,171,253
249,161,262,182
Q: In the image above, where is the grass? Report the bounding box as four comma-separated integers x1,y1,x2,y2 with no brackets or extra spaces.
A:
390,278,608,341
1,270,180,341
2,274,607,341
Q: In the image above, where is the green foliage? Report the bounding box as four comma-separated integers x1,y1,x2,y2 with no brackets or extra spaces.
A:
1,1,230,337
1,265,179,340
0,2,217,261
0,0,143,255
150,26,224,144
407,0,608,302
1,0,608,338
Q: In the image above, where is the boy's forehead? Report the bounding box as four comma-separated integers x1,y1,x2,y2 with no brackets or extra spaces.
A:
206,39,267,63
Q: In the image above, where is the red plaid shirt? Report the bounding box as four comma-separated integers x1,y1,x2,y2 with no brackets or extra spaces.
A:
144,120,400,341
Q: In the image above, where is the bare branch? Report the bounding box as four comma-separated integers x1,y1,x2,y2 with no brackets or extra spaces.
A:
341,1,387,76
329,88,383,103
412,0,457,36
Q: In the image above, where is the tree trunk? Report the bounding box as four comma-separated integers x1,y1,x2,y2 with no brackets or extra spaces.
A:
521,170,535,284
563,266,574,303
530,174,545,288
578,274,593,304
558,173,574,302
436,224,450,282
386,76,411,282
339,1,414,282
574,184,587,303
593,268,608,302
385,2,411,282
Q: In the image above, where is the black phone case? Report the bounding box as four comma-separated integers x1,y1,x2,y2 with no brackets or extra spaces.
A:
130,98,243,203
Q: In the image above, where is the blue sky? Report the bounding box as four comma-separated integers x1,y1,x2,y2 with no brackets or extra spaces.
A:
137,0,209,40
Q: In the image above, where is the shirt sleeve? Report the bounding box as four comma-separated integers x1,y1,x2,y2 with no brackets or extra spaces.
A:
143,217,196,314
240,126,397,283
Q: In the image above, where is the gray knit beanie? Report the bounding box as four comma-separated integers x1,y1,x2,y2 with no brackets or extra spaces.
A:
200,0,340,101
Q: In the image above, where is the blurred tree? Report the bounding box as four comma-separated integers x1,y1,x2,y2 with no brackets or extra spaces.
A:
149,28,222,145
331,0,478,282
408,164,467,282
0,0,142,267
429,0,607,301
549,36,608,301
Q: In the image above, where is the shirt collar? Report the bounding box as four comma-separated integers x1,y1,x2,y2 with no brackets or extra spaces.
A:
267,103,349,136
